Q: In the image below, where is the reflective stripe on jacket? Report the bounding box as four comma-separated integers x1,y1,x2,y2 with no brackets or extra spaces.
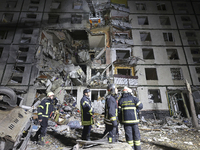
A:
118,93,143,124
37,98,54,119
104,94,118,125
80,95,94,126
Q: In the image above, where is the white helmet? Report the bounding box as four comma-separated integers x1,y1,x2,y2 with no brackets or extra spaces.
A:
47,92,54,97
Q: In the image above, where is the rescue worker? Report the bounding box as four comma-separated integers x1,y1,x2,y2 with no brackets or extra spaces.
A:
80,89,94,141
34,92,55,146
118,87,143,150
103,84,118,143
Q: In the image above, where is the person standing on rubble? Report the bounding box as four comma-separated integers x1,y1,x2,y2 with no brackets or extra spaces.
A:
104,84,118,143
118,87,143,150
33,92,55,146
80,89,94,141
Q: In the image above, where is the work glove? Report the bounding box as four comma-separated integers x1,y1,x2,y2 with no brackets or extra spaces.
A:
112,120,118,127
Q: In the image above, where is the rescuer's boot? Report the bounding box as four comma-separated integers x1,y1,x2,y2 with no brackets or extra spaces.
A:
37,136,45,146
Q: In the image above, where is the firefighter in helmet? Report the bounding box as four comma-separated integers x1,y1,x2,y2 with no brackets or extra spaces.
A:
118,87,143,150
80,88,94,140
104,84,118,143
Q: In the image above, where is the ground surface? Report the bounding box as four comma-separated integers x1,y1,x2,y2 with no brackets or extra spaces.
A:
26,126,200,150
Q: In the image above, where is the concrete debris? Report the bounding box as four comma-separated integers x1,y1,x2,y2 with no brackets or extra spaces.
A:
111,20,132,30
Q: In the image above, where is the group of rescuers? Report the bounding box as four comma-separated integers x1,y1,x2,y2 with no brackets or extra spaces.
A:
33,84,143,150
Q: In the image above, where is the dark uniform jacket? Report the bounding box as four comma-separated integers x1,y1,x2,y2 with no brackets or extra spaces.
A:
38,98,55,120
80,95,94,126
118,93,143,124
104,94,118,126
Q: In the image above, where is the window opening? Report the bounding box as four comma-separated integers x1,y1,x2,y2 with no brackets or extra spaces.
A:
188,40,198,45
6,1,17,8
157,3,166,10
191,48,200,54
145,68,158,80
10,76,23,84
148,89,162,103
16,56,27,63
117,69,131,76
13,66,25,73
71,15,82,24
48,14,59,23
23,29,33,34
140,32,151,41
142,48,154,59
116,50,130,59
138,16,149,25
136,3,146,10
20,38,31,44
170,68,183,80
0,30,8,39
166,49,179,60
28,6,38,11
26,14,37,19
159,16,170,25
163,32,173,42
30,0,40,4
2,13,13,23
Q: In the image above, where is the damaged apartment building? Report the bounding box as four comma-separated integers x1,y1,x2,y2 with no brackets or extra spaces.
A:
0,0,200,120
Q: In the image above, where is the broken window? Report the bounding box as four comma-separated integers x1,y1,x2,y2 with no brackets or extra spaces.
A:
191,48,200,54
23,29,33,34
178,9,188,14
71,15,82,24
6,1,17,8
91,90,106,102
188,40,198,45
0,47,3,58
116,50,130,59
114,33,129,39
13,66,25,73
18,47,29,52
136,3,146,10
48,14,59,23
24,21,35,26
16,56,27,63
193,57,200,63
140,32,151,41
185,32,196,37
28,6,38,11
170,68,183,80
20,38,31,44
66,90,77,98
181,16,191,22
148,89,162,103
0,30,8,39
163,32,174,42
10,76,23,84
195,67,200,74
2,13,13,23
26,14,37,19
51,2,61,9
177,3,187,7
91,69,103,76
138,16,149,25
30,0,40,4
117,69,131,76
142,48,154,59
157,3,166,11
183,23,193,29
73,0,83,9
145,68,158,80
166,49,179,60
159,16,170,25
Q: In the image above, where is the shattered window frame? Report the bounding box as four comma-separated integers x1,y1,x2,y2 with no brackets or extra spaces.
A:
116,50,130,59
195,67,200,74
191,48,200,54
185,31,196,37
148,89,162,103
2,13,14,23
136,3,146,10
91,89,106,102
142,48,154,59
159,16,171,25
193,57,200,63
114,66,134,76
0,30,8,39
28,6,38,11
163,32,174,42
166,49,179,60
170,68,183,80
6,1,17,8
145,68,158,80
157,3,166,11
138,16,149,25
71,14,82,24
0,47,3,58
13,66,25,73
183,23,193,29
48,14,60,23
181,16,191,22
188,39,198,45
10,76,23,84
140,32,152,41
30,0,40,4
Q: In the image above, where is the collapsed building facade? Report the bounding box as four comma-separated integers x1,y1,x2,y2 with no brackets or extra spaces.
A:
0,0,200,121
